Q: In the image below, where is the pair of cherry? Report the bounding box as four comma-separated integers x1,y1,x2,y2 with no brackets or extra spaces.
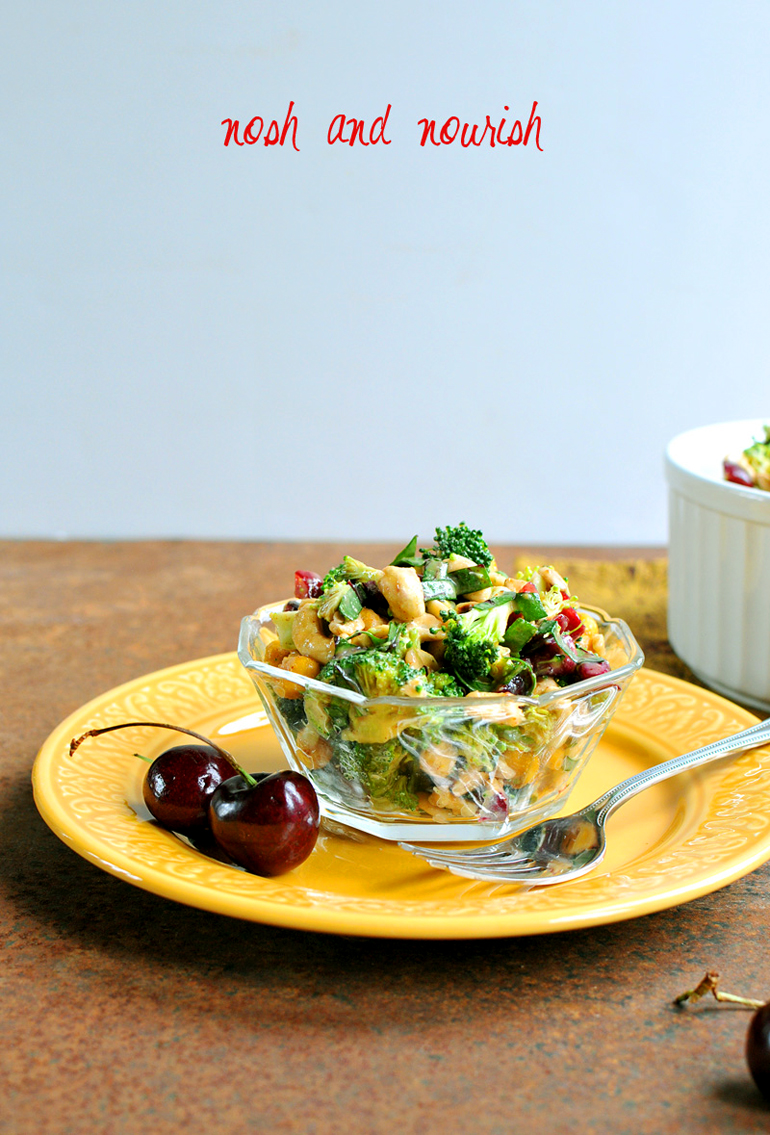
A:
69,723,320,876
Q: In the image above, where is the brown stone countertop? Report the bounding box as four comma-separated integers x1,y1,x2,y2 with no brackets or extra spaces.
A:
2,540,769,1134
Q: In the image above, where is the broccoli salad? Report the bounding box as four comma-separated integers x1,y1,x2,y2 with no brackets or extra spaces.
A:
257,523,622,823
724,426,770,490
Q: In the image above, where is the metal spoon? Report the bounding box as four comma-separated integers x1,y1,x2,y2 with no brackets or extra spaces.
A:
399,716,770,886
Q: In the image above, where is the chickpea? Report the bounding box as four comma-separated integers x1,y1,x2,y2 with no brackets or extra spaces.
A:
419,741,458,781
268,652,322,699
264,639,291,666
350,607,390,646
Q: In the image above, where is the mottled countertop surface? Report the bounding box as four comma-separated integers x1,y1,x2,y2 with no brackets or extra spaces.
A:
2,540,769,1134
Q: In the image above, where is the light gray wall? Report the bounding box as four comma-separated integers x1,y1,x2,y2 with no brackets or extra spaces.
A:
2,2,768,543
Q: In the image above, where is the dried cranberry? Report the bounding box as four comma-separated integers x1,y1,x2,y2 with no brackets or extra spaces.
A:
525,639,559,662
355,580,389,617
539,655,577,680
576,659,611,681
484,791,508,818
559,607,583,635
501,671,535,695
724,460,756,488
294,570,323,599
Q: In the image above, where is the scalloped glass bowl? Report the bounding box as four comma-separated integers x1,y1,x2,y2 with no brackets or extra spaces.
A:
237,603,644,842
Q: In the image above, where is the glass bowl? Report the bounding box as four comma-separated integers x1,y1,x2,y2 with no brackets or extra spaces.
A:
237,603,644,842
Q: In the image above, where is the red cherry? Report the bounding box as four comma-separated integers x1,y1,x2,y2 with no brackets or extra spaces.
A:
210,771,320,876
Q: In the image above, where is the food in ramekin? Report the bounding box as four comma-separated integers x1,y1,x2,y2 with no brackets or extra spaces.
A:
724,426,770,490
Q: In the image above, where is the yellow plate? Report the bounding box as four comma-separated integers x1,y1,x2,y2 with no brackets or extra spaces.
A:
32,656,770,939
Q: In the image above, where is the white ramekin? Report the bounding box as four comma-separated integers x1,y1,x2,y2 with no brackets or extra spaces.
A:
666,419,770,711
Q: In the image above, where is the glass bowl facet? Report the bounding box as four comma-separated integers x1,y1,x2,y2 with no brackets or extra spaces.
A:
238,604,644,842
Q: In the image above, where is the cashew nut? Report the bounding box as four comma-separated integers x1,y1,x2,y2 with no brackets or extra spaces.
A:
409,612,444,640
296,724,332,768
405,645,438,671
291,602,336,664
536,565,569,592
378,565,426,622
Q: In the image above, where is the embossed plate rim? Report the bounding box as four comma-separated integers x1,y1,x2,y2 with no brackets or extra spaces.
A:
32,654,770,939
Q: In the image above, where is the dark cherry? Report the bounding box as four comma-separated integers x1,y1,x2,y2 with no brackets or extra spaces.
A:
186,829,236,864
143,744,236,836
210,771,320,877
575,659,611,681
69,721,320,877
747,1004,770,1100
724,459,756,488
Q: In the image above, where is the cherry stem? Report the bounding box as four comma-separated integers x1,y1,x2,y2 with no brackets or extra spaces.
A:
674,970,764,1010
69,722,257,787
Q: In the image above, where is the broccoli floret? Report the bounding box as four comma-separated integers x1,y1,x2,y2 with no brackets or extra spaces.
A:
421,670,466,698
320,648,423,699
275,695,307,732
336,738,419,811
446,718,506,772
322,563,349,592
744,437,770,490
316,581,363,624
304,687,334,737
323,556,382,592
443,598,515,691
317,581,349,620
433,522,493,568
340,556,383,584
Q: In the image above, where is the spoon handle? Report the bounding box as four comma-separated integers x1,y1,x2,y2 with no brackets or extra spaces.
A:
593,716,770,822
